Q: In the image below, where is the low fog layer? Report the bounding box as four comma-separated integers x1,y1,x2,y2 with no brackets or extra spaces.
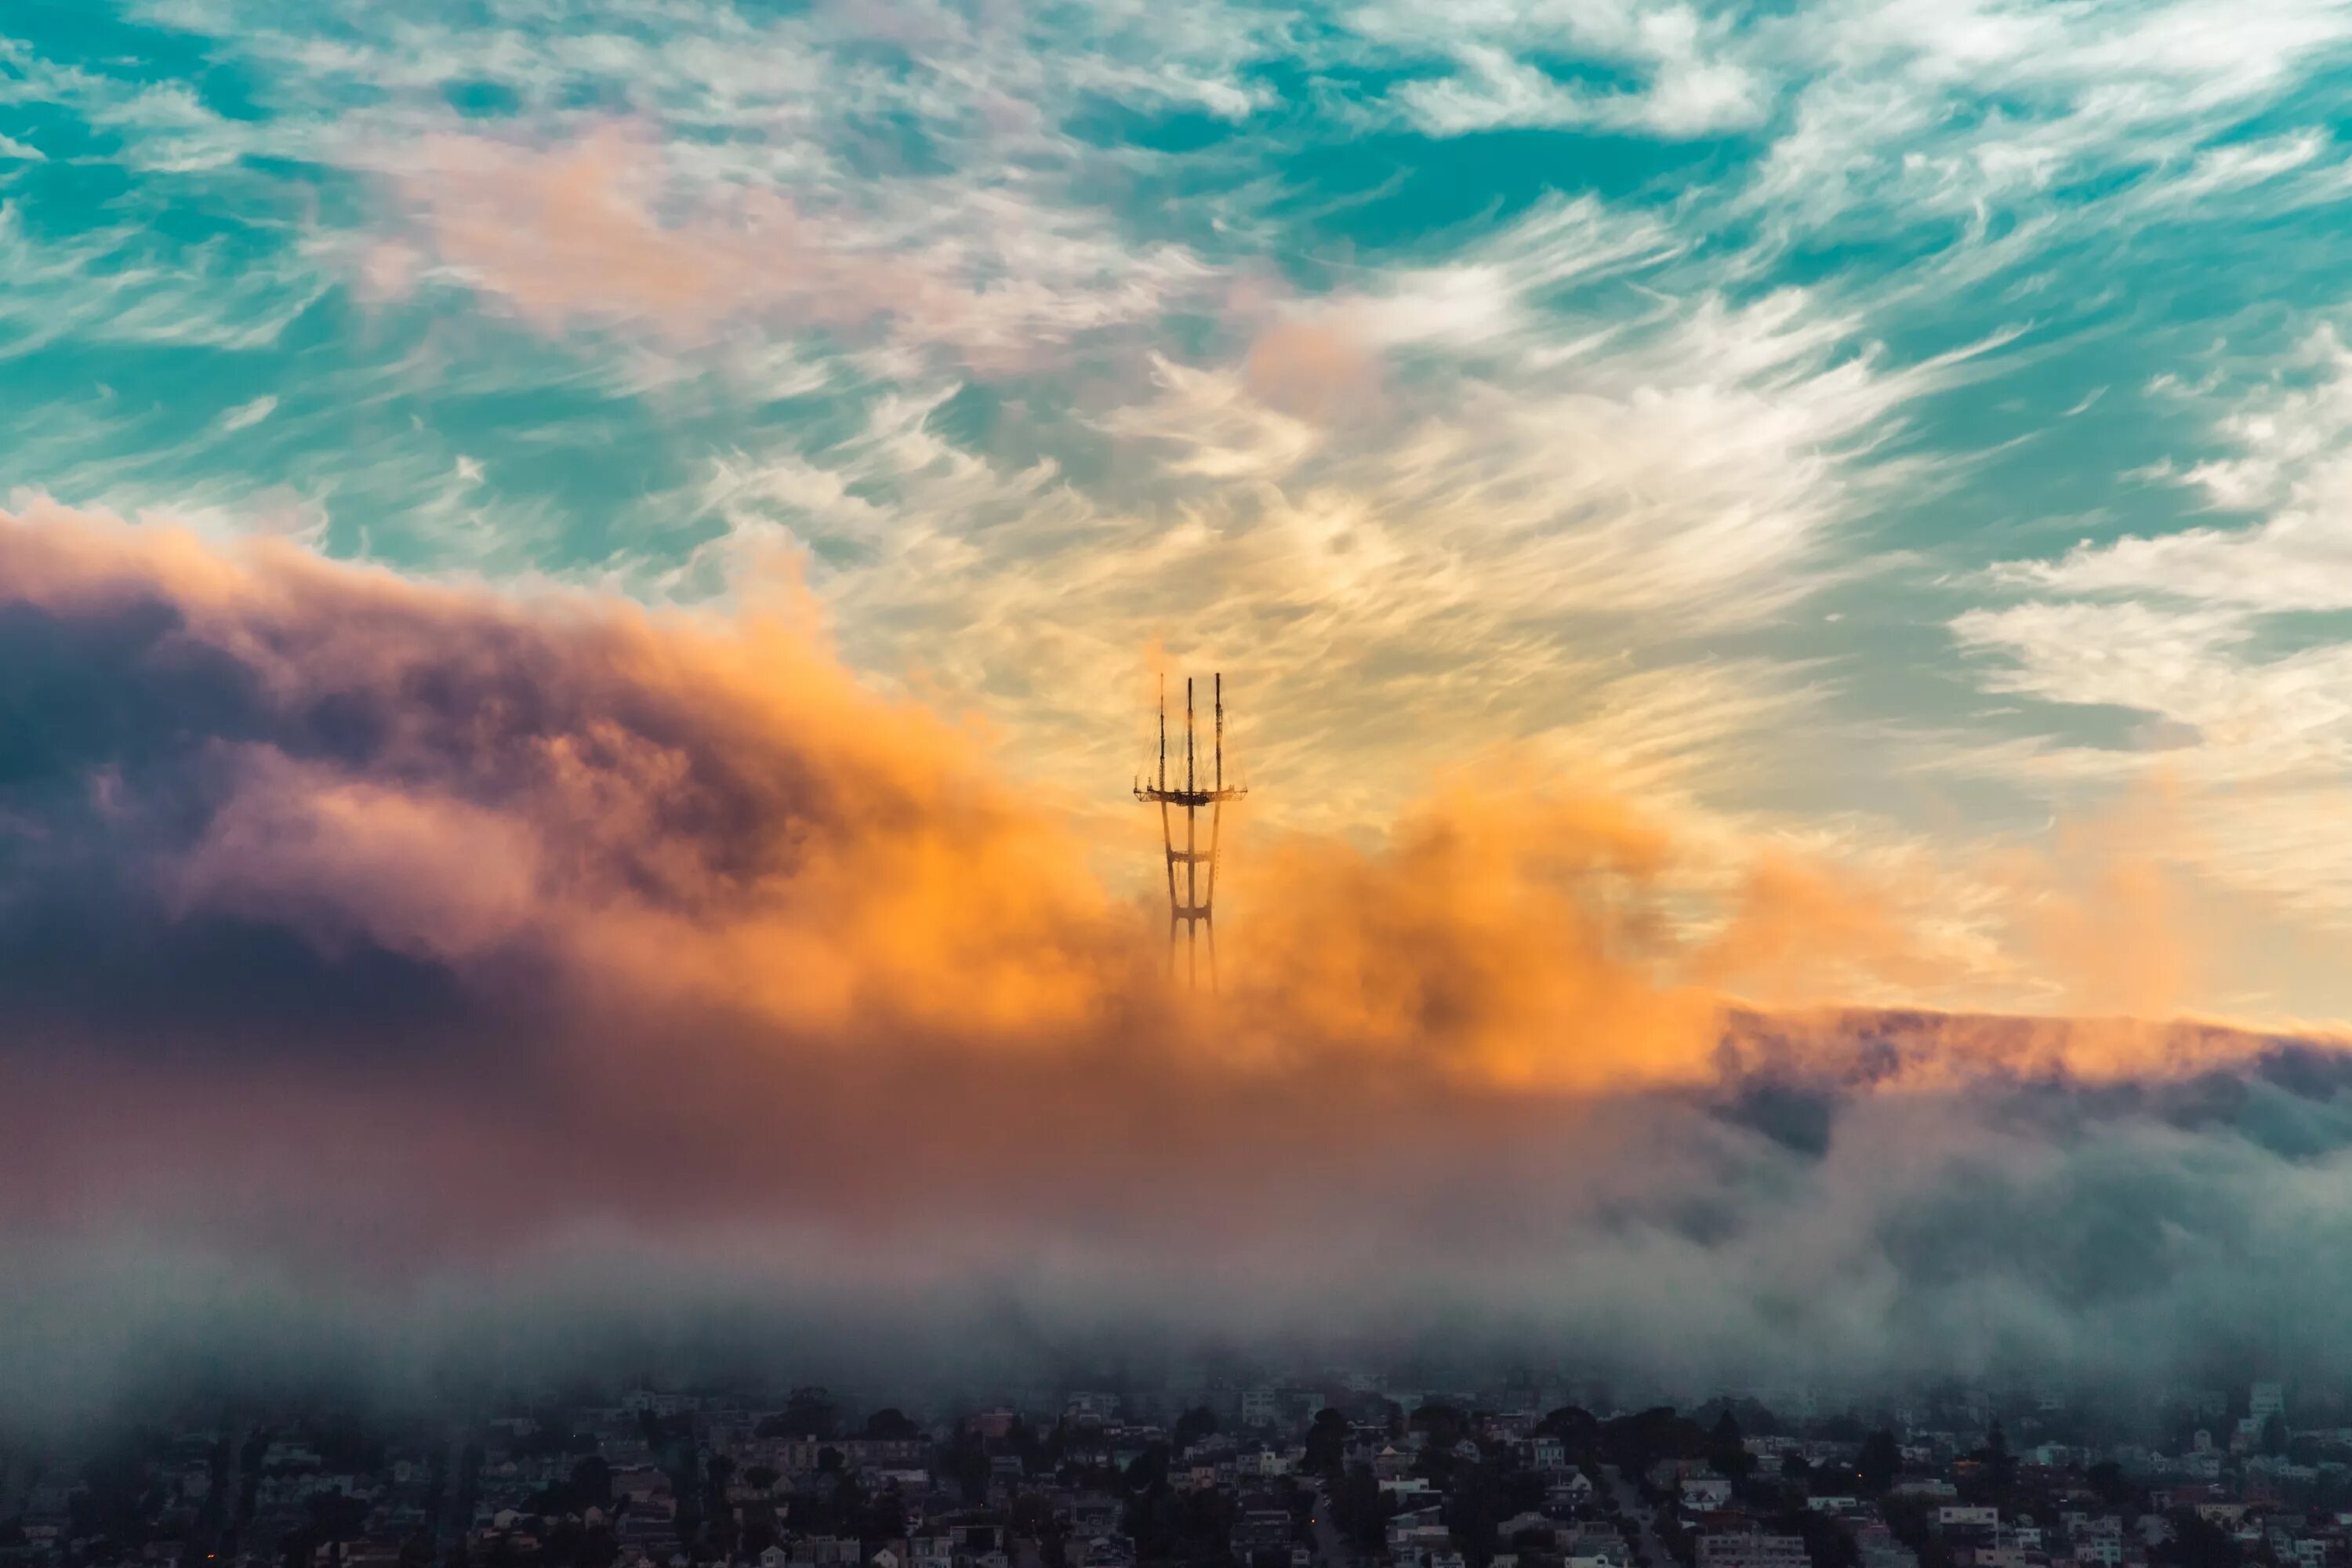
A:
4,504,2349,1432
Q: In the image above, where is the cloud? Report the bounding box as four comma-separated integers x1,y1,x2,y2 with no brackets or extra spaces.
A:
1950,329,2352,940
0,492,1131,1047
217,394,278,431
20,0,2352,1423
1101,356,1326,480
673,260,1962,872
5,501,2352,1427
393,120,1210,369
1744,0,2352,234
372,123,992,352
2001,328,2352,612
1358,1,1766,139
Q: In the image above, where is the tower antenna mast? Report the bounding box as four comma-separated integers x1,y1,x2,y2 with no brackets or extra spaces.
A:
1134,671,1247,989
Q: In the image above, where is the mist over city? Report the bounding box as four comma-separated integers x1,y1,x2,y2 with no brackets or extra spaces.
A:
10,5,2352,1568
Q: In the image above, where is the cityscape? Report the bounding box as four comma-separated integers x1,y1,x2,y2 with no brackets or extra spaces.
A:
14,10,2352,1568
2,1376,2335,1568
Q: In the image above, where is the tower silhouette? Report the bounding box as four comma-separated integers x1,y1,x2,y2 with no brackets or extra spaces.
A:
1135,673,1245,989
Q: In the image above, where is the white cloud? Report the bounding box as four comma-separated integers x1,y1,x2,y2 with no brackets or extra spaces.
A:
1100,358,1324,481
2003,327,2352,610
220,395,278,432
1356,0,1766,139
1948,597,2352,931
1949,325,2352,940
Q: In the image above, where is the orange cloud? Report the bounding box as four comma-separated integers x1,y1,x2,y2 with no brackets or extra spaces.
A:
1243,314,1383,421
10,503,2352,1413
374,122,966,347
0,498,2344,1287
2,499,2328,1089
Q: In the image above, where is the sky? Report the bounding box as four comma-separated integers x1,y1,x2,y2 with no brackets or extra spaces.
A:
11,0,2352,1418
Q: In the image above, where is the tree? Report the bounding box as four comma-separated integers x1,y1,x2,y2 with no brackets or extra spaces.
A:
857,1489,909,1541
1709,1414,1756,1482
2085,1461,2131,1508
1174,1406,1221,1454
1978,1422,2016,1494
1602,1409,1711,1482
866,1409,921,1442
782,1391,840,1441
1330,1465,1392,1553
1125,1443,1171,1495
1305,1410,1349,1480
1780,1508,1859,1568
1410,1403,1471,1452
1010,1494,1058,1541
1445,1459,1505,1568
572,1455,614,1510
2161,1514,2241,1568
1123,1468,1235,1565
1856,1432,1900,1496
945,1432,989,1504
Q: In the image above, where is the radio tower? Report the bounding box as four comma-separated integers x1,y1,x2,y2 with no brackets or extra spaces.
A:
1135,673,1245,989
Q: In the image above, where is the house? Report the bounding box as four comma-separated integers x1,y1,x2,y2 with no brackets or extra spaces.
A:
1858,1525,1919,1568
1388,1508,1453,1560
1563,1526,1628,1563
1234,1509,1293,1557
1700,1534,1812,1568
1497,1512,1555,1546
1682,1475,1735,1510
1553,1472,1597,1508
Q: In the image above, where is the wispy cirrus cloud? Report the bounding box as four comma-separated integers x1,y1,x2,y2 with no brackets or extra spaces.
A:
1945,324,2352,946
362,122,1210,368
1998,328,2352,611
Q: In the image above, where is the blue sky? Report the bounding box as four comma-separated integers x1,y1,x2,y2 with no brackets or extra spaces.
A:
10,0,2352,1018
